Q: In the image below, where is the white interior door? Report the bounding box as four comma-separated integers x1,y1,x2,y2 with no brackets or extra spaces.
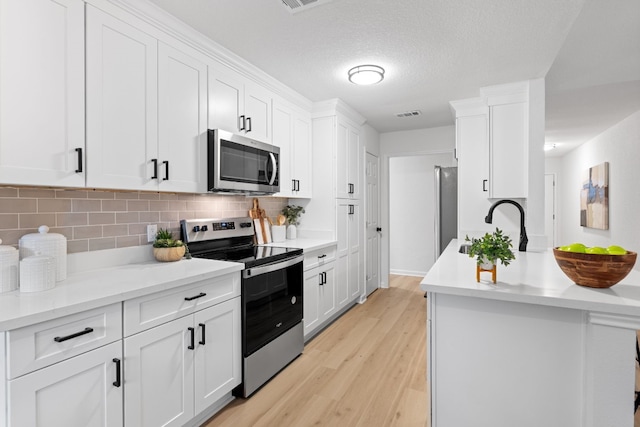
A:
365,152,380,297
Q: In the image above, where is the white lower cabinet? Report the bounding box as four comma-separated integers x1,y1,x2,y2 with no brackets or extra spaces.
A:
337,201,362,305
124,297,241,427
8,340,123,427
303,246,338,339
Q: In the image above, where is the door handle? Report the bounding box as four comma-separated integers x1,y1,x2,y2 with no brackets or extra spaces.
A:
246,117,252,132
199,323,206,345
151,159,158,180
188,327,195,350
482,179,488,192
75,148,83,173
239,115,246,131
113,358,121,387
267,153,278,185
376,227,382,232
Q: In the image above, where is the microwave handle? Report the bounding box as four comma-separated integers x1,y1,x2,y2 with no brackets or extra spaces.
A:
268,152,278,185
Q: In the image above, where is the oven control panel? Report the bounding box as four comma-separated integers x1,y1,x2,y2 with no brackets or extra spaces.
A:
180,217,254,243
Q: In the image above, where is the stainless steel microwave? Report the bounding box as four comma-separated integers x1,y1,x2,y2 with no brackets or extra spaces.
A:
207,129,280,194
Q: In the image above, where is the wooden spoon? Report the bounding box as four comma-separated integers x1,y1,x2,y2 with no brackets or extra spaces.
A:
277,214,286,226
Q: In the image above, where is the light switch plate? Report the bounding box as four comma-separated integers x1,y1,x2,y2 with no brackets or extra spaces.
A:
147,224,158,243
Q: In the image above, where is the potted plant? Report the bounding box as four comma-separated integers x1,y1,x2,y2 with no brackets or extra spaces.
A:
465,228,515,269
281,205,305,240
153,228,186,262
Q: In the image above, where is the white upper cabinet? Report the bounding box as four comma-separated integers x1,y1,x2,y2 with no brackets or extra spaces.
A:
273,100,312,198
489,101,528,199
86,6,159,191
0,0,85,187
209,63,272,143
86,6,207,192
336,119,361,199
157,42,207,193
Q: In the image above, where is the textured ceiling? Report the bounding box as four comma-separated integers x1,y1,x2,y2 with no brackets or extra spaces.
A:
147,0,639,155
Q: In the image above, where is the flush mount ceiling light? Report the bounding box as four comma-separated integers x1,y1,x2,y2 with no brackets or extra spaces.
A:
348,65,385,85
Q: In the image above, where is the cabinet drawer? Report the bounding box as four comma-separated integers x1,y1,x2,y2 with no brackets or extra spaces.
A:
303,246,337,271
6,303,122,379
124,272,240,336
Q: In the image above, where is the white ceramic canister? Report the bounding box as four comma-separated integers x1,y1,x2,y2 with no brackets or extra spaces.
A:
19,254,56,293
19,225,67,281
0,239,19,293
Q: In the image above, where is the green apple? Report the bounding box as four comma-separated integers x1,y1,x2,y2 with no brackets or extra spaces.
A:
566,243,587,253
559,245,572,251
607,245,627,255
586,246,608,255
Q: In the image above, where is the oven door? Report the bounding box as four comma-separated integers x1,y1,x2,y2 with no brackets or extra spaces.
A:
241,255,303,357
208,129,279,194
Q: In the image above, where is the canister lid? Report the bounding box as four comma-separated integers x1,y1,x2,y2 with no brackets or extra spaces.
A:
0,239,18,253
19,225,66,242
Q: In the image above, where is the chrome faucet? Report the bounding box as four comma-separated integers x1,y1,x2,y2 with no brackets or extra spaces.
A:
485,199,528,252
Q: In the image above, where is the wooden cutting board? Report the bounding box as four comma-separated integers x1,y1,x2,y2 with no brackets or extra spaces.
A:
250,198,271,243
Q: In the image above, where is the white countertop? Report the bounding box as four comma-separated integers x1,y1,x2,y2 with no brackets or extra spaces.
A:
260,238,337,252
0,256,243,331
421,240,640,316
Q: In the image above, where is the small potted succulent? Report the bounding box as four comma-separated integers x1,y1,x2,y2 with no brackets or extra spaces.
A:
465,228,515,269
153,228,186,262
281,205,305,240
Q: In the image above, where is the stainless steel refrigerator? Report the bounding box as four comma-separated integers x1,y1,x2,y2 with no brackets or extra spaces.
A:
434,166,458,257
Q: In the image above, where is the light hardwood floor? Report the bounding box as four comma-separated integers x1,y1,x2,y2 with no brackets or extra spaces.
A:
202,275,429,427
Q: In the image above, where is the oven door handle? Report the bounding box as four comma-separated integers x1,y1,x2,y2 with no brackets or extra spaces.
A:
242,254,303,279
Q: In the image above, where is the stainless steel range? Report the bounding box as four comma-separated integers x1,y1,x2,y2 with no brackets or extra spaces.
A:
180,217,304,397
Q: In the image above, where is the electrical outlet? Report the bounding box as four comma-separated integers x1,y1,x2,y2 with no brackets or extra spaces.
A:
147,224,158,243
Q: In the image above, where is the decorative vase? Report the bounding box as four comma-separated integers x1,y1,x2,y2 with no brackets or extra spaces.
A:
479,257,496,270
153,246,185,262
286,224,297,240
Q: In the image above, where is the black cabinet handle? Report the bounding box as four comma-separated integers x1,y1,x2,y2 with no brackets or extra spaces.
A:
296,180,300,191
163,160,169,181
199,323,206,345
322,272,327,284
319,273,323,286
239,115,246,131
246,117,252,132
75,148,83,173
188,327,195,350
54,327,94,343
482,179,488,192
348,205,354,215
151,159,158,179
113,358,121,387
184,292,206,301
318,254,327,259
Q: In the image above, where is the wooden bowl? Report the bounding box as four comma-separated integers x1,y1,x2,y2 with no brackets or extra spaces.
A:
153,246,186,262
553,248,637,288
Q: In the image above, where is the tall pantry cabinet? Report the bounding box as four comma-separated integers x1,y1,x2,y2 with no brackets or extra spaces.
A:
306,100,365,333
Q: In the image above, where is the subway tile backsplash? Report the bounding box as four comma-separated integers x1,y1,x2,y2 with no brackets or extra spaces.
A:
0,187,288,253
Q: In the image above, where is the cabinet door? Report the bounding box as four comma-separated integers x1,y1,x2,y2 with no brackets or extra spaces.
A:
490,102,528,198
335,202,350,307
0,0,85,187
86,6,159,191
208,63,244,134
292,113,312,198
158,42,207,193
347,126,361,199
124,316,194,427
272,102,294,197
8,341,123,427
194,298,241,414
244,81,272,143
336,121,350,198
457,114,490,236
303,268,321,337
348,202,362,299
320,263,336,318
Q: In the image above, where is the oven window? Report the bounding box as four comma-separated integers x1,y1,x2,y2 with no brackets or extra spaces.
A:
220,139,278,185
243,261,302,356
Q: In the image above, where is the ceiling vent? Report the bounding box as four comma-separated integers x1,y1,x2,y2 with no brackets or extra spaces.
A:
395,110,422,118
280,0,335,14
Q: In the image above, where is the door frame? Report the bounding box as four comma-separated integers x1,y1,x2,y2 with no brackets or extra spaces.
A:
380,149,455,288
365,151,381,297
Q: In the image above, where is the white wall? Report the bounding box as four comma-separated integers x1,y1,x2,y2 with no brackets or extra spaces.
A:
389,153,455,276
361,123,380,157
379,126,456,285
547,110,640,270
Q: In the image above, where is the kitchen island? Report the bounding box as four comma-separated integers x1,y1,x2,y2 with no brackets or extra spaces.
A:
421,240,640,427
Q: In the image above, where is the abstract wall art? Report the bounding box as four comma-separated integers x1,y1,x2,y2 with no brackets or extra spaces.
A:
580,161,609,229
